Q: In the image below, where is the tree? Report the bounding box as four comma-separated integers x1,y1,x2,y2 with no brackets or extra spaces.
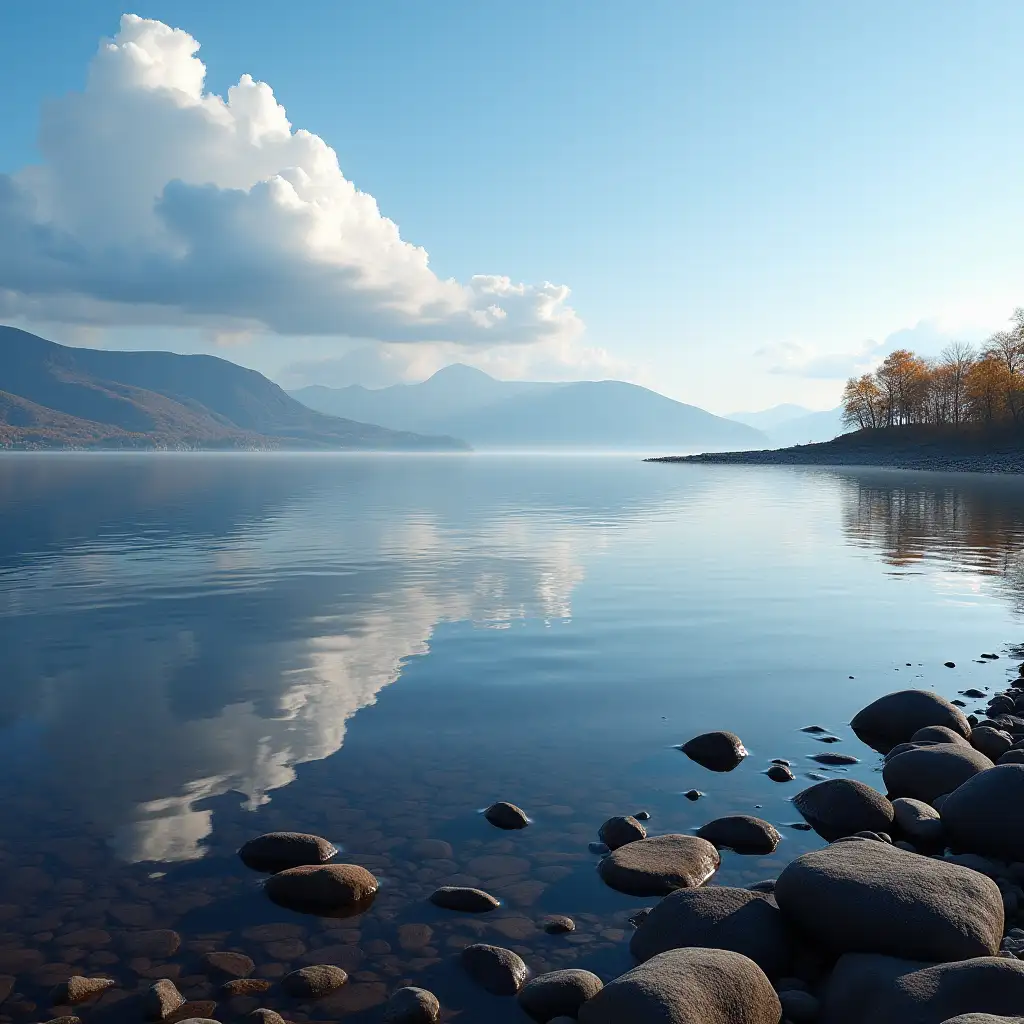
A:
938,342,975,425
842,374,884,429
966,352,1009,425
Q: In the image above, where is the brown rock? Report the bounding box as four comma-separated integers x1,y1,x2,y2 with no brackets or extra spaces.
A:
429,886,500,913
382,986,440,1023
122,931,182,959
51,977,115,1006
202,952,254,979
281,965,348,998
598,834,720,896
239,832,338,873
483,802,530,830
241,924,305,943
264,864,378,915
247,1010,286,1024
222,980,271,997
460,944,528,995
396,924,433,951
145,979,185,1021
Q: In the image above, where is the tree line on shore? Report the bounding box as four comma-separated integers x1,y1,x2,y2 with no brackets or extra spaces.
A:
842,308,1024,430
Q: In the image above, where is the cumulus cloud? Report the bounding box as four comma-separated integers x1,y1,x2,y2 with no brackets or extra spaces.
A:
0,15,581,345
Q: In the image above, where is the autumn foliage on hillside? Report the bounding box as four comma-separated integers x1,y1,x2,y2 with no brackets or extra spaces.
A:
842,308,1024,431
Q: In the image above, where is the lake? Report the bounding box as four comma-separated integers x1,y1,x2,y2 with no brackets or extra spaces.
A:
0,452,1022,1021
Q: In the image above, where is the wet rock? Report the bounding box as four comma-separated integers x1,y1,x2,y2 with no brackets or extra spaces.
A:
0,976,12,1004
397,924,433,951
821,953,1024,1024
912,725,971,745
679,731,748,772
635,810,651,820
282,965,348,998
598,834,720,896
577,947,781,1024
588,842,609,855
145,980,186,1021
891,797,944,844
767,764,796,782
779,989,820,1023
942,764,1024,860
240,925,305,943
203,953,254,979
941,1016,1024,1024
264,863,378,915
695,816,781,854
121,931,181,959
598,816,646,850
682,790,704,801
483,802,530,830
748,879,776,893
999,749,1024,765
247,1010,286,1024
809,752,860,765
382,986,440,1023
542,915,575,934
43,1017,81,1024
428,880,499,913
630,886,793,977
460,944,528,996
409,839,453,860
882,743,993,804
518,969,603,1021
972,727,1015,761
51,978,115,1006
221,980,270,997
963,688,988,699
851,690,971,753
775,839,1003,962
239,832,337,873
792,778,894,842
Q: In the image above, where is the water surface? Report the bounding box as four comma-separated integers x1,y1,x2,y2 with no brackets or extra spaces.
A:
0,454,1022,1020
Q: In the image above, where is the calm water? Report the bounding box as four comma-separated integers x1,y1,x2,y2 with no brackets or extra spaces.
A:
1,453,1024,1020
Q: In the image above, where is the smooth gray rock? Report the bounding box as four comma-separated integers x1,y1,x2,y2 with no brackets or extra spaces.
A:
598,815,647,850
680,731,748,771
851,690,971,753
484,801,529,829
382,986,440,1023
999,749,1024,765
460,944,528,996
942,764,1024,860
239,831,337,872
696,816,781,854
578,947,781,1024
882,742,993,804
517,970,603,1021
791,778,894,841
597,834,719,896
912,725,971,746
429,886,499,912
780,988,821,1024
892,796,944,844
774,838,1003,962
821,954,1024,1024
971,727,1015,761
264,863,378,914
630,886,793,977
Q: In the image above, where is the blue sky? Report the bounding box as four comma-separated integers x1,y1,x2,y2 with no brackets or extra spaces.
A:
1,2,1022,412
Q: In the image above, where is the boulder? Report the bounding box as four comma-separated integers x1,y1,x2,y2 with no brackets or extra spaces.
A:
695,816,781,854
238,832,337,872
282,965,348,998
780,989,820,1023
629,886,793,977
942,764,1024,860
460,944,528,996
543,915,575,934
52,978,115,1006
383,986,440,1023
429,886,499,912
484,802,529,829
144,980,185,1021
851,690,971,753
248,1011,286,1024
203,952,254,978
774,839,1003,962
597,834,719,896
882,743,993,804
577,947,781,1024
598,816,647,850
791,779,894,841
912,726,971,746
517,969,603,1021
971,727,1014,761
679,731,748,772
264,863,378,915
891,797,944,845
820,954,1024,1024
999,749,1024,765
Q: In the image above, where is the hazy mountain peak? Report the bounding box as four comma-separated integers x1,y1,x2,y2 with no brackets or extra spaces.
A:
424,363,498,385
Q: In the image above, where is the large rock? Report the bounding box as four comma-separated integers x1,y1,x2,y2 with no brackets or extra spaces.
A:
774,839,1002,962
429,886,499,912
383,987,440,1023
821,954,1024,1024
942,764,1024,860
598,816,646,850
629,886,793,977
912,726,971,746
484,802,529,829
971,727,1014,761
791,779,894,841
238,832,337,872
695,816,781,854
517,970,603,1021
679,731,748,771
52,978,115,1006
891,796,944,844
852,690,971,753
460,944,528,996
882,743,993,804
577,948,781,1024
144,980,185,1021
282,965,348,998
597,834,719,896
264,863,378,914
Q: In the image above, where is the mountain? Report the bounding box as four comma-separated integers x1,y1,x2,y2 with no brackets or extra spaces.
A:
727,403,848,447
0,327,467,451
292,365,767,451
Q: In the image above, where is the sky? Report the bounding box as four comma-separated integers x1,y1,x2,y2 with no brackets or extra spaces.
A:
1,2,1023,413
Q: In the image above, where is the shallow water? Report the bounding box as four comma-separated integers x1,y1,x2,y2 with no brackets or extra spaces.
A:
0,453,1022,1020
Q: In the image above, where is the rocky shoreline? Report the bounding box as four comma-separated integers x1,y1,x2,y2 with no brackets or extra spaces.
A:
21,667,1024,1023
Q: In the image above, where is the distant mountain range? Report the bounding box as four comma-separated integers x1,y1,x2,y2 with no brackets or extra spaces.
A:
729,403,848,447
292,364,767,451
0,328,466,451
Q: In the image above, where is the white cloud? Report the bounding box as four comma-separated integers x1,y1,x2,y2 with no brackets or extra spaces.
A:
0,15,582,346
